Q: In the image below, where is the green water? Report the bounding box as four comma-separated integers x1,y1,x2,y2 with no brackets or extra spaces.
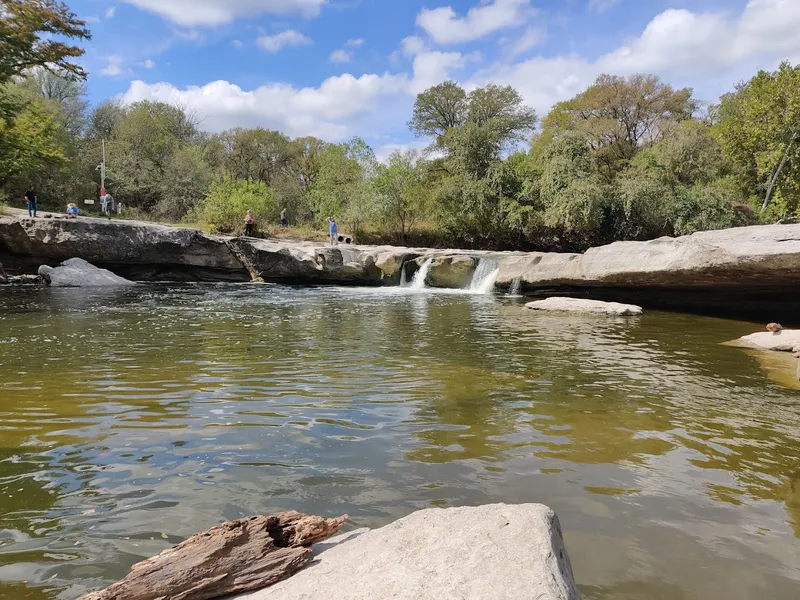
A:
0,284,798,600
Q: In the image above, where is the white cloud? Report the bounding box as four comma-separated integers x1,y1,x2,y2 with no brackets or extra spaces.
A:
232,39,244,48
101,54,125,76
142,59,156,69
121,73,410,140
401,35,426,57
106,6,116,18
345,38,365,47
257,30,312,53
122,0,327,27
410,51,475,94
330,49,352,63
417,0,534,45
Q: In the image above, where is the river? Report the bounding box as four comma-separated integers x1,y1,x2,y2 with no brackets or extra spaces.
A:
0,283,798,599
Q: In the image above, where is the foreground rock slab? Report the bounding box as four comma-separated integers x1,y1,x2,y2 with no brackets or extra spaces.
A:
234,503,579,600
80,511,347,600
39,258,135,287
526,297,643,316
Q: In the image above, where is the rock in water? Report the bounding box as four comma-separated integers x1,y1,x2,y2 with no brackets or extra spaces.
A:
39,258,135,287
736,329,800,352
526,297,643,316
234,504,579,600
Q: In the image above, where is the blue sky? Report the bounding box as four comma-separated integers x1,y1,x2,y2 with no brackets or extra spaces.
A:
69,0,798,158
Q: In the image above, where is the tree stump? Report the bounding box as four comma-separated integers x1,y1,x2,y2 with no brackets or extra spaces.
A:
79,511,348,600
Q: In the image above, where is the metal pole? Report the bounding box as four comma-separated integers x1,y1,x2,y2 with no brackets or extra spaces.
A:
101,139,106,191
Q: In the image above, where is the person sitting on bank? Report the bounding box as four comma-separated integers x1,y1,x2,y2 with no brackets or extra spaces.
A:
24,185,37,218
244,210,255,237
280,208,288,228
328,217,338,245
66,203,80,219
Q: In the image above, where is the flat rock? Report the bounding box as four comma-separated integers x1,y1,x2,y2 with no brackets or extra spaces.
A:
233,503,579,600
736,329,800,352
526,297,643,316
39,258,135,287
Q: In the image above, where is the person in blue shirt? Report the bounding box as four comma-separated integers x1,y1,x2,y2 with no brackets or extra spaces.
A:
328,217,338,245
66,203,80,218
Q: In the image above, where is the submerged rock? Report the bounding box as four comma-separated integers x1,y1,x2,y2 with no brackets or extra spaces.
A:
235,503,579,600
39,258,136,287
526,297,643,316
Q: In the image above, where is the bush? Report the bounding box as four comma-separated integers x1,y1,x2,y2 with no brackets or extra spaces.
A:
198,174,275,234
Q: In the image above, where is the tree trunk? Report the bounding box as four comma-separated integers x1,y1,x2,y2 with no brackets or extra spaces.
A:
79,511,347,600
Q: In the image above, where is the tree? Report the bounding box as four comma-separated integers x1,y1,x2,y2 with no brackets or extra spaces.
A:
408,80,467,138
716,62,800,216
374,150,429,242
308,137,378,236
0,97,66,189
0,0,91,85
543,74,696,179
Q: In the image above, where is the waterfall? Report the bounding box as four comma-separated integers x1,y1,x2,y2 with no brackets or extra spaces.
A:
399,263,407,287
410,258,434,290
507,277,522,297
469,259,500,294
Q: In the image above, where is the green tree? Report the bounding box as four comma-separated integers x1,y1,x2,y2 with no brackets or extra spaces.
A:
309,137,378,236
716,61,800,217
374,150,430,242
198,174,275,234
543,74,696,180
408,80,467,138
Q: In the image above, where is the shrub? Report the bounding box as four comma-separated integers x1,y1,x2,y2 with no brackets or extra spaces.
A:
198,174,275,234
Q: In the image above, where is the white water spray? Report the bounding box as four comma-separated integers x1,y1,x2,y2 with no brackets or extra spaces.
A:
469,259,500,294
399,264,407,287
507,277,522,297
410,258,434,290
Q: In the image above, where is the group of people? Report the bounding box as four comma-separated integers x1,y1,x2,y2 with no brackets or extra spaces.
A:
241,210,340,245
22,186,114,220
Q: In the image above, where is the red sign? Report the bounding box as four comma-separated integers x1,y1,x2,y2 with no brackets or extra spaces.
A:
100,186,106,197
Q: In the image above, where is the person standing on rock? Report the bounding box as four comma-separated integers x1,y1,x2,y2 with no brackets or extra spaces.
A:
24,185,37,217
328,217,338,245
280,208,288,228
244,210,255,237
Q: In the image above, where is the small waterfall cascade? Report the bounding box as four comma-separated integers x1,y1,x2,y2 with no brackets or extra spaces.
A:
399,263,408,287
410,258,434,290
506,277,522,297
469,259,500,294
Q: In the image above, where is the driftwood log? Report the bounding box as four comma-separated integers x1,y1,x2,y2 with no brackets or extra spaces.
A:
79,511,348,600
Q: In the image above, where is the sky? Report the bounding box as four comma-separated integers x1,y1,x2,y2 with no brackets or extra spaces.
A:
69,0,800,159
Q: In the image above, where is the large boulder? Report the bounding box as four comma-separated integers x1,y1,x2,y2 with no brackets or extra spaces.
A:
39,258,135,287
425,255,478,289
235,504,579,600
527,297,643,315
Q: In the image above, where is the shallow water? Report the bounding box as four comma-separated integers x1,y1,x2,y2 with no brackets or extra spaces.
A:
0,284,798,600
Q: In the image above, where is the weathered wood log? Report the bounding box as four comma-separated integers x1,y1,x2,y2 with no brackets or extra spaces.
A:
79,511,348,600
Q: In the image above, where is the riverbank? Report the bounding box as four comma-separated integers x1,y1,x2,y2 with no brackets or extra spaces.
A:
2,213,800,316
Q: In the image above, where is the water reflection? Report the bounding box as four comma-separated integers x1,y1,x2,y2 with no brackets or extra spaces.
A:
0,284,798,600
